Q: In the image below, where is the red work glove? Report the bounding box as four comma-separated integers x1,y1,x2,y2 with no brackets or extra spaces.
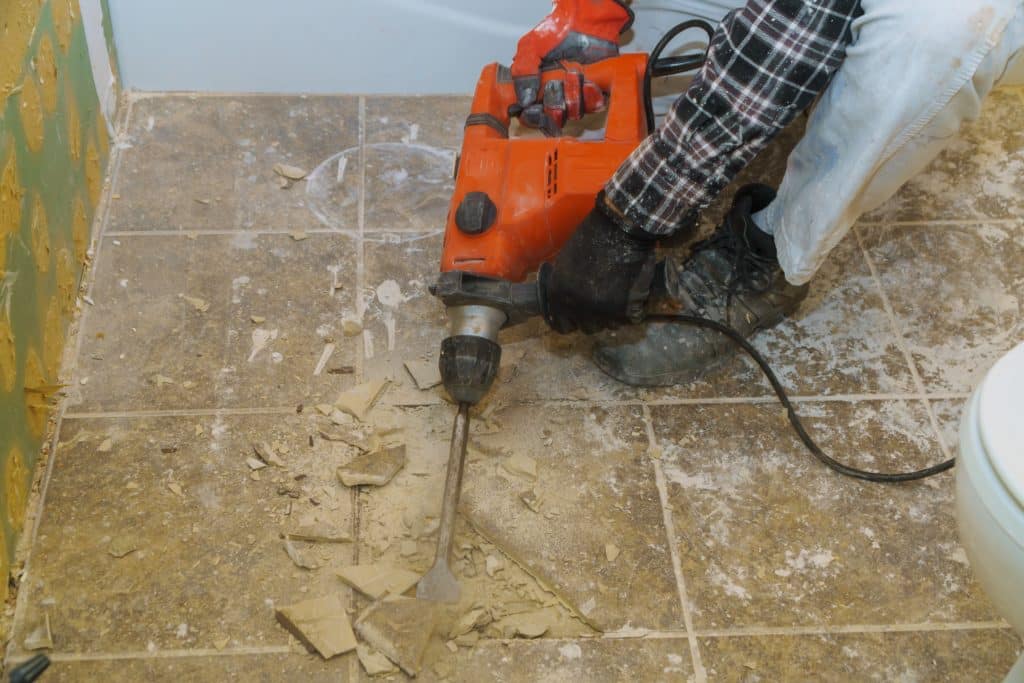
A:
511,0,633,130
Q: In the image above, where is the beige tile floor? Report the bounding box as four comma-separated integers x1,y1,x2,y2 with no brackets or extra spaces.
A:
3,89,1024,681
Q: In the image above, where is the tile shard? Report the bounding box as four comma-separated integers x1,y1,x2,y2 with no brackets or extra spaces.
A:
502,454,538,480
334,379,389,421
337,445,406,487
355,597,439,677
286,524,352,544
275,593,356,659
335,564,420,600
403,359,442,391
284,538,318,570
357,643,399,675
24,614,53,650
273,163,308,180
605,543,620,563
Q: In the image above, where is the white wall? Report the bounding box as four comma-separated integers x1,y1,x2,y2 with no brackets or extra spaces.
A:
106,0,734,94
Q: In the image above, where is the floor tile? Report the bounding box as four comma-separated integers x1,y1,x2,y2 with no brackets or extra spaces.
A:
627,234,916,402
651,400,993,629
10,415,355,654
861,223,1023,394
864,90,1024,223
68,233,359,412
110,96,360,232
364,96,472,149
18,652,352,682
395,637,694,683
700,628,1022,682
460,404,683,632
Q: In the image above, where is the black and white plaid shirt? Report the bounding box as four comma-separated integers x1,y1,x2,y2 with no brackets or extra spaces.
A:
606,0,861,236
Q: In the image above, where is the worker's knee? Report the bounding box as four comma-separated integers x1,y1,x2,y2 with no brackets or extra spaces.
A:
868,0,1018,71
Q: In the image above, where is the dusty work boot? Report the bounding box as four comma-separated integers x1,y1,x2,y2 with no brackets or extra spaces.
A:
593,184,809,387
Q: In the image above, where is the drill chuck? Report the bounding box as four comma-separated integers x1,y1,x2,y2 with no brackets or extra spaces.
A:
439,335,502,405
439,304,507,405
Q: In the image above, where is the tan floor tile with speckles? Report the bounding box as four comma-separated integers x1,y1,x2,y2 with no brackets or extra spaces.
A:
652,400,995,629
10,415,354,655
110,95,361,233
460,403,682,633
700,629,1022,682
18,653,353,682
860,223,1023,394
69,233,359,412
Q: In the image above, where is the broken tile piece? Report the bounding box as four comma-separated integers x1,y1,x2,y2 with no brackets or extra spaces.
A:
23,614,53,650
273,163,308,180
357,643,399,676
502,454,538,480
335,564,420,600
403,359,442,391
605,543,620,563
275,593,355,659
337,445,406,487
355,597,439,677
108,535,139,558
334,379,389,421
485,555,503,578
180,295,210,312
250,315,266,324
497,608,555,639
284,538,318,570
448,607,491,639
97,438,113,453
246,456,267,471
253,442,286,467
519,489,541,513
286,525,352,544
319,427,377,453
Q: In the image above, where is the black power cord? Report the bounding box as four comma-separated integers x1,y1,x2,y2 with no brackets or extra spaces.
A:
646,314,956,482
643,19,716,133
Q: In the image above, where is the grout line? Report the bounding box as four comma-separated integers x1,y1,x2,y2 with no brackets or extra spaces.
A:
102,228,361,238
854,227,954,462
5,93,136,658
356,94,367,375
694,621,1012,638
59,392,975,421
856,218,1019,227
642,404,706,682
101,227,438,238
351,97,367,683
6,646,293,665
5,621,1009,667
127,89,474,101
63,407,299,420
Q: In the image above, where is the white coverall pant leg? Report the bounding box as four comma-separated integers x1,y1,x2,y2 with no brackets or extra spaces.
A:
762,0,1024,284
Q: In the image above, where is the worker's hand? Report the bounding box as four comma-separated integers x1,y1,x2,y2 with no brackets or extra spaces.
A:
511,0,633,129
538,193,656,334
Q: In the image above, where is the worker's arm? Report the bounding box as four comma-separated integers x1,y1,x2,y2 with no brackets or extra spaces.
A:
511,0,633,128
540,0,861,334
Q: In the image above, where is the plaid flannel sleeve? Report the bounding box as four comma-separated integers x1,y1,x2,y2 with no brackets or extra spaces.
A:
605,0,861,236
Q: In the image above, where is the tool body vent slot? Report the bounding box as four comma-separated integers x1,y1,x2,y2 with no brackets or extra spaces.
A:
545,150,559,199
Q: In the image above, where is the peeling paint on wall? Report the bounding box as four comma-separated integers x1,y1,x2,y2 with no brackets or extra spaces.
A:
0,0,113,603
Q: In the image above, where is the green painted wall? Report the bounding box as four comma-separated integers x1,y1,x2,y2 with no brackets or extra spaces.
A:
0,0,111,601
